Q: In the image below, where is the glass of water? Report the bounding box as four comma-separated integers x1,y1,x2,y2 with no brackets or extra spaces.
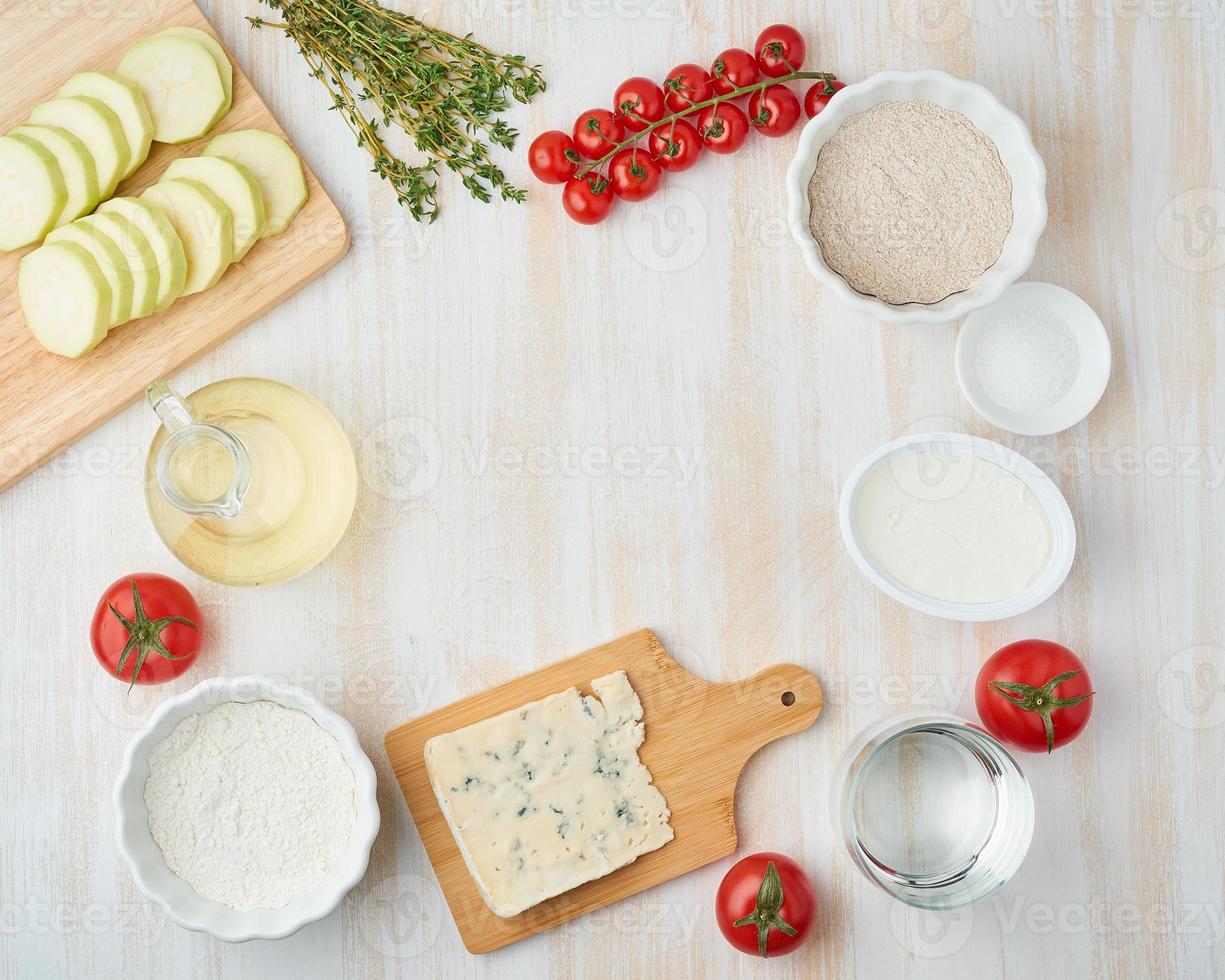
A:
832,713,1034,910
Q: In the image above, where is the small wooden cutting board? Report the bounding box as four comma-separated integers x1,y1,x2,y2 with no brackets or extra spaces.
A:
384,629,823,953
0,0,349,493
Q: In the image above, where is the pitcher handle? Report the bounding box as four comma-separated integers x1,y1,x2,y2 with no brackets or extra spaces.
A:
147,379,197,434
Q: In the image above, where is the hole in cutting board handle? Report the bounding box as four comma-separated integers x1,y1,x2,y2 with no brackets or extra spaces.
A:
781,691,796,706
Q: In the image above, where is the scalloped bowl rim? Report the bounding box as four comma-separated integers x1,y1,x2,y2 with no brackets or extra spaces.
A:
114,675,380,942
786,69,1048,325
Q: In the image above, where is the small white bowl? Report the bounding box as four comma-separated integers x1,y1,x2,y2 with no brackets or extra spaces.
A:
955,281,1112,436
786,69,1047,325
839,433,1076,622
115,676,380,942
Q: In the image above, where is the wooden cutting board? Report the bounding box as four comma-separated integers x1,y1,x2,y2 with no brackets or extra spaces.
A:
0,0,348,493
384,629,823,953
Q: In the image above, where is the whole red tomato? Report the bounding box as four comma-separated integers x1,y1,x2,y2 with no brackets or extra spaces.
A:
804,78,845,117
697,103,749,154
663,63,713,112
91,574,203,689
528,130,580,184
755,24,806,76
572,108,625,159
614,76,666,132
649,119,703,172
749,86,801,137
710,48,759,96
716,853,816,958
562,173,615,224
975,640,1094,753
608,148,663,201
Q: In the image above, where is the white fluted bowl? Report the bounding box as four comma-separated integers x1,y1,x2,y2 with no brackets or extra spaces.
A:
114,675,380,942
787,69,1047,324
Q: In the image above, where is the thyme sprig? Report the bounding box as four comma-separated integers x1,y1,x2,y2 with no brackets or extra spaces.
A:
250,0,545,221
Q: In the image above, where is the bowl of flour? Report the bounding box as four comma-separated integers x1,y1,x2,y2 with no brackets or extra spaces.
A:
786,69,1047,324
115,676,380,941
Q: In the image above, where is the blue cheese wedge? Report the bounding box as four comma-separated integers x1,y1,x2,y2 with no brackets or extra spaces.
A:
424,670,674,917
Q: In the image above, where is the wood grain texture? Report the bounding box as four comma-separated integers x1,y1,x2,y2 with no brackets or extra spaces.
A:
385,628,822,952
0,1,1221,979
0,0,348,493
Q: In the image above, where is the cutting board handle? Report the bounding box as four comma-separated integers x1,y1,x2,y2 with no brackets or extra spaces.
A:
706,660,823,772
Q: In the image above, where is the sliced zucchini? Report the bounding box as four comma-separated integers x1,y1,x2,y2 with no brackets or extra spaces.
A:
141,179,233,295
77,211,158,319
8,125,98,227
19,241,111,357
98,197,186,311
117,36,227,145
158,27,233,115
29,96,129,198
58,71,153,179
0,134,66,251
164,155,264,259
46,220,134,325
202,130,306,236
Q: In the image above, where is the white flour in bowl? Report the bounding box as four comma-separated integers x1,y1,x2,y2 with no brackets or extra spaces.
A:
144,700,358,911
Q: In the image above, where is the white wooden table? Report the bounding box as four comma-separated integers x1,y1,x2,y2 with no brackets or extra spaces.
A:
2,2,1221,977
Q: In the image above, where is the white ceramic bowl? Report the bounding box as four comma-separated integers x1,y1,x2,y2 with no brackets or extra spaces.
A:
115,676,380,942
786,69,1048,324
839,432,1076,622
955,281,1112,436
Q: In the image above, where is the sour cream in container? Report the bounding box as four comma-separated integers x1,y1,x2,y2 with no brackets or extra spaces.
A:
839,433,1076,622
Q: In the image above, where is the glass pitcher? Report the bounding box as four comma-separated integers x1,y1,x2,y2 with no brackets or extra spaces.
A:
144,377,358,587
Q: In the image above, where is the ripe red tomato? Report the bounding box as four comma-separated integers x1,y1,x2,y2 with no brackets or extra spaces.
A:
608,148,663,201
804,78,845,117
716,853,816,958
710,48,759,96
614,76,666,132
91,574,203,689
663,63,713,113
649,119,703,172
528,130,580,184
749,85,801,137
697,103,749,154
975,640,1094,753
755,24,806,77
572,108,625,159
562,173,615,224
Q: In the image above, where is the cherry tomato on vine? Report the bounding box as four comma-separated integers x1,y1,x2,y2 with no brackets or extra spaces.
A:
607,148,663,201
527,130,581,184
91,574,203,689
649,119,704,172
710,48,759,96
716,853,816,958
697,102,749,154
562,173,615,224
804,78,845,117
663,63,713,112
975,640,1094,753
755,24,806,77
749,85,802,137
614,76,666,132
572,108,625,159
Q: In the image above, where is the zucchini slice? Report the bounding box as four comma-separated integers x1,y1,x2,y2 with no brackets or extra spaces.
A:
164,155,264,259
46,220,135,325
0,134,66,251
141,178,233,295
202,130,306,236
19,241,111,357
117,36,227,145
29,95,129,199
157,27,233,115
58,71,153,179
98,196,187,311
8,124,96,227
77,211,159,319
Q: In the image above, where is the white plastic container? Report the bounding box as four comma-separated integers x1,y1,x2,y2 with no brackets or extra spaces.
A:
839,432,1076,622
